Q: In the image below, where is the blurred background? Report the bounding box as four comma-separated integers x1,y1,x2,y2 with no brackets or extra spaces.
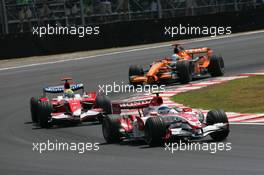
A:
0,0,263,34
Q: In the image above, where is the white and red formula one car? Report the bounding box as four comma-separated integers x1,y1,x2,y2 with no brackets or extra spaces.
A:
102,93,229,146
30,77,112,128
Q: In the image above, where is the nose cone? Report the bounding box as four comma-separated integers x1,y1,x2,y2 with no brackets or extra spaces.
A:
147,76,156,84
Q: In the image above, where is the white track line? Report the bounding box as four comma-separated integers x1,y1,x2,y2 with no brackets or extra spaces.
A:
228,114,264,122
1,30,264,71
229,122,264,126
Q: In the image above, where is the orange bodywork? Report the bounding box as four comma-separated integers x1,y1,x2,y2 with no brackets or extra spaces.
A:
130,47,214,84
131,59,172,84
181,47,212,74
146,60,171,83
178,51,192,60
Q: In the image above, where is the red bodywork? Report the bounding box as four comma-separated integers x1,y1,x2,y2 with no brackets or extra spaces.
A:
112,95,204,137
48,92,97,114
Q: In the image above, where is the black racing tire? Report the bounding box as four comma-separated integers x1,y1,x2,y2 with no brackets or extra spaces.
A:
145,117,166,147
38,101,52,128
129,65,144,77
208,56,225,77
97,114,104,124
102,115,121,143
30,97,39,123
206,109,229,141
129,65,144,85
96,95,112,114
176,60,192,84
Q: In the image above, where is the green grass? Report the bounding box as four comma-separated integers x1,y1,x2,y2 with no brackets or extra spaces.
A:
171,75,264,113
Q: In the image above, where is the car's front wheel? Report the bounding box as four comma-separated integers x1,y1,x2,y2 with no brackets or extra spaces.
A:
38,101,52,128
30,96,39,123
128,65,144,86
102,115,121,143
206,109,229,141
145,117,166,147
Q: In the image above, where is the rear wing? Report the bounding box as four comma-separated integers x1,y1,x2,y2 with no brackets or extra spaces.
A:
43,83,84,96
184,47,212,55
184,47,213,59
112,96,163,114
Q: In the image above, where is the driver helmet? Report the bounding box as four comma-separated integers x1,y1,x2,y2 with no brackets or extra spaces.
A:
64,88,74,98
157,106,171,114
171,54,180,62
174,46,180,54
63,80,75,98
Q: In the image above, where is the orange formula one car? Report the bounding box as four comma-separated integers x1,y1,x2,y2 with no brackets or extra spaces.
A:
129,44,224,85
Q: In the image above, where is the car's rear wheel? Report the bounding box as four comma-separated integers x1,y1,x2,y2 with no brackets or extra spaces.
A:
30,97,39,123
208,56,225,77
129,65,144,86
38,101,52,128
206,109,229,141
145,117,166,147
96,95,112,115
102,115,121,143
176,60,192,84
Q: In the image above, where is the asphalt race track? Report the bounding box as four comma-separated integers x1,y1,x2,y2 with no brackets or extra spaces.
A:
0,32,264,175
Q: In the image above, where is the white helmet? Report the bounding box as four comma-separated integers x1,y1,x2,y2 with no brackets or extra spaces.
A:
157,106,171,114
171,54,180,62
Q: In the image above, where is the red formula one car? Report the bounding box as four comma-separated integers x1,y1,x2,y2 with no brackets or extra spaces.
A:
102,94,229,146
30,78,112,128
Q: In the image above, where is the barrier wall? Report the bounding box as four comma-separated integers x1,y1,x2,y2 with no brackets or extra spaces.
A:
0,7,263,59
